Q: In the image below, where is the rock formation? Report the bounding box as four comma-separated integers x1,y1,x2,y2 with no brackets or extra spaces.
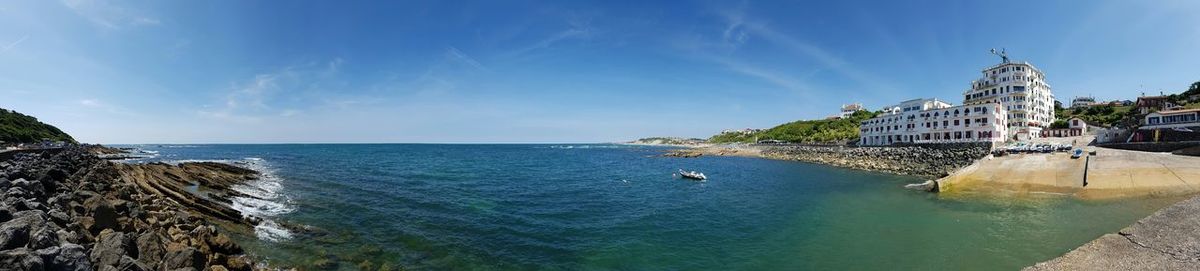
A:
0,146,262,270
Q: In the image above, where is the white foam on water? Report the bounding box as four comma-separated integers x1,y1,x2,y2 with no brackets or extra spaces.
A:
254,220,293,242
224,157,297,242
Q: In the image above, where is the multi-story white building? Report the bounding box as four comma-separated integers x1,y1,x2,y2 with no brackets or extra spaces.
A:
961,59,1055,140
859,98,1008,146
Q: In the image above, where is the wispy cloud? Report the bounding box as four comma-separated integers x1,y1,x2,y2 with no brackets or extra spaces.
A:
720,0,750,48
503,14,595,58
713,6,894,94
61,0,160,29
0,35,29,55
445,47,487,71
714,57,812,93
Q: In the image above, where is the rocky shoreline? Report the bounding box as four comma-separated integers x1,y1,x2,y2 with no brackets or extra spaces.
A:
0,146,262,270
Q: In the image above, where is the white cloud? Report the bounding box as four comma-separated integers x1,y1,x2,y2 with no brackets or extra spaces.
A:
78,99,101,107
199,58,351,124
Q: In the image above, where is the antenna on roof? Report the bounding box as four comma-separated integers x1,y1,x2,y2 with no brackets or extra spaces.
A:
990,48,1009,63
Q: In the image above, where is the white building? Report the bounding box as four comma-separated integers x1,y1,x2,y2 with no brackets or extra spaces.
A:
1070,96,1097,108
1141,109,1200,130
961,58,1055,140
840,103,865,118
859,98,1008,146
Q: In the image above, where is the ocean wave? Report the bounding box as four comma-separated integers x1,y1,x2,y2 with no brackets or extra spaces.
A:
227,157,297,241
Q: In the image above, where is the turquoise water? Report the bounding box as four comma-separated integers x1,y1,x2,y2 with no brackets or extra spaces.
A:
125,144,1182,270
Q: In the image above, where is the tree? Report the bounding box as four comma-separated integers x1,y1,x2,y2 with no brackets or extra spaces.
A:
1050,119,1069,129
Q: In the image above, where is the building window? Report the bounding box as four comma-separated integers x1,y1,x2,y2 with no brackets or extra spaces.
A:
965,119,971,125
954,120,960,126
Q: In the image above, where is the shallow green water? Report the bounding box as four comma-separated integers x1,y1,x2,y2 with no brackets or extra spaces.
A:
133,144,1184,270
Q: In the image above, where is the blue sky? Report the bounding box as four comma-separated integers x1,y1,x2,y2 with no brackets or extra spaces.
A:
2,0,1198,143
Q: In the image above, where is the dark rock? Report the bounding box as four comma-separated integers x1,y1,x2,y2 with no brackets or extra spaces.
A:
84,196,119,234
0,210,47,250
0,248,44,270
0,219,31,250
163,248,205,270
48,243,92,271
135,232,165,268
117,255,149,271
206,233,242,255
90,230,137,267
48,209,71,227
29,225,60,249
0,204,11,223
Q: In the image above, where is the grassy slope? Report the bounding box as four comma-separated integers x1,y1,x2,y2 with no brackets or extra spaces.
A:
0,108,75,143
708,110,879,144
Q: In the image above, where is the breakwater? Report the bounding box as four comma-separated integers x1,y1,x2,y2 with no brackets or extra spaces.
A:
758,143,992,178
0,146,260,270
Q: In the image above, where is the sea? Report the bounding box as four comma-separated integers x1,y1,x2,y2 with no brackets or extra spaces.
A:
117,144,1183,270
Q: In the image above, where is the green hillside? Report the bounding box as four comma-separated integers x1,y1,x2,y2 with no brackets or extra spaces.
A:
709,110,879,144
1053,104,1135,128
0,108,75,144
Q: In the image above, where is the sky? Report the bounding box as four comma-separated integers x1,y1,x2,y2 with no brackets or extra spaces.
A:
2,0,1199,143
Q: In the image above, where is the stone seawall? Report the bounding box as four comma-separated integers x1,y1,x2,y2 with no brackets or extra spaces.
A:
758,142,992,178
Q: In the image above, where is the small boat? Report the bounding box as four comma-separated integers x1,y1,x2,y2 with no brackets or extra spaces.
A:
1071,148,1084,159
678,169,707,180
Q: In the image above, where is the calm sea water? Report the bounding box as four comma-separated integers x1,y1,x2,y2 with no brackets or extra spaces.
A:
121,144,1181,270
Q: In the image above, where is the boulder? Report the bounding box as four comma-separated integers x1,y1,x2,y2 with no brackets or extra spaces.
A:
117,255,149,271
0,210,48,250
48,243,92,271
0,217,31,250
90,230,137,267
0,248,45,270
29,225,60,249
135,232,165,268
206,233,242,255
163,247,205,270
84,196,119,234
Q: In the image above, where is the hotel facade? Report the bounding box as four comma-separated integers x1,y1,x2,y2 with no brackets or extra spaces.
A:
961,60,1056,140
859,98,1009,146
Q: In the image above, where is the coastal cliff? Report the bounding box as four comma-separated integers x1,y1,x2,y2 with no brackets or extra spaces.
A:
0,146,261,270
